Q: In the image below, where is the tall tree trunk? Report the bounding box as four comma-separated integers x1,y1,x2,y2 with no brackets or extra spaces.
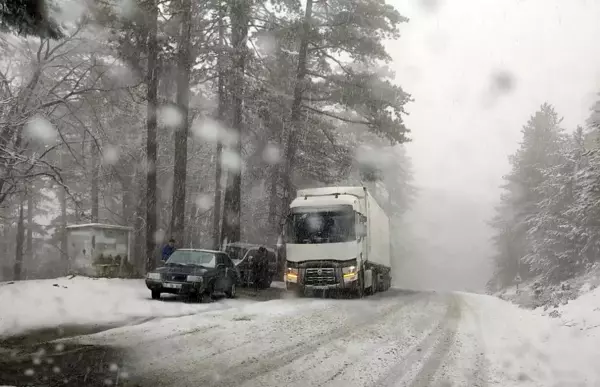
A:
281,0,313,209
221,0,249,246
145,0,159,272
91,143,99,222
59,185,68,270
170,0,193,243
134,172,146,275
13,195,25,280
212,2,226,250
26,190,33,263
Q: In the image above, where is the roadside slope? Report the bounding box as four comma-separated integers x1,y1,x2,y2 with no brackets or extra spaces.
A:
0,277,252,338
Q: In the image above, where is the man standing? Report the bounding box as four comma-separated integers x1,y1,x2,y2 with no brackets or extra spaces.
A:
162,238,176,261
251,246,267,292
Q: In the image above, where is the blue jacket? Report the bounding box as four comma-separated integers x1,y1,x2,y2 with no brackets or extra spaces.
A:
162,245,175,261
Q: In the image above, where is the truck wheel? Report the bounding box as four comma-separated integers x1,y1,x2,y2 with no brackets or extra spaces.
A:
383,272,391,291
367,269,378,295
356,270,365,298
151,290,161,300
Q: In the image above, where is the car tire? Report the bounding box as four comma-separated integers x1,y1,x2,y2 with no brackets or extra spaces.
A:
193,291,205,303
205,282,215,301
225,283,237,298
151,290,161,300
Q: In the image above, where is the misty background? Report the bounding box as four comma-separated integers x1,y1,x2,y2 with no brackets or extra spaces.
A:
392,0,600,291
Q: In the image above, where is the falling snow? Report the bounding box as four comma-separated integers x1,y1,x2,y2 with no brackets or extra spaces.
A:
115,0,138,19
262,143,282,165
153,229,166,244
191,118,224,144
102,145,120,165
195,194,212,211
24,116,57,144
221,150,241,172
157,105,184,129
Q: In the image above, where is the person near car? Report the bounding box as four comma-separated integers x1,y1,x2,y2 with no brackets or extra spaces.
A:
162,238,176,261
251,246,267,292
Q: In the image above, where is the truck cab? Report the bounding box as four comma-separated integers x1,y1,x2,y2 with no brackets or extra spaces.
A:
284,186,391,297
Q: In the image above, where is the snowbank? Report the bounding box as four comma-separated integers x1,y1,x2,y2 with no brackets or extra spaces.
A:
0,277,252,338
460,292,600,386
496,264,600,310
538,284,600,339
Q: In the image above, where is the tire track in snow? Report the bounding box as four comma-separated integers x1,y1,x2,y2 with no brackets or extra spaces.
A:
405,295,461,387
456,296,489,387
374,294,461,387
198,292,427,387
306,294,440,387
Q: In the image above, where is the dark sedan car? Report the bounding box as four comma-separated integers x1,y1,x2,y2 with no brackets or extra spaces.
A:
145,249,238,302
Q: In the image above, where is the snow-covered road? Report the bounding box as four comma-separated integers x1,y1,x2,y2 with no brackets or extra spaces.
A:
3,278,599,386
72,289,600,387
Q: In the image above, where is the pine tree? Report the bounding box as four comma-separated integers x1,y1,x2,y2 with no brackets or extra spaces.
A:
0,0,62,38
525,127,585,282
490,103,565,287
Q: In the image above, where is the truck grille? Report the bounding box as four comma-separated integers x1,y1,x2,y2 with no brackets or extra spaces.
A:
304,267,337,285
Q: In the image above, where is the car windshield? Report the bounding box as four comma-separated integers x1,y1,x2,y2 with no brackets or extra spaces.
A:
166,250,216,267
286,207,356,244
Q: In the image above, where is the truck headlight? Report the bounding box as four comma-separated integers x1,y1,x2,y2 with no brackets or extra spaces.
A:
342,266,358,281
286,267,298,283
147,272,161,280
186,275,203,283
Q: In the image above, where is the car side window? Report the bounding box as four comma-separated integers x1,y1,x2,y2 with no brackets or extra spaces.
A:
216,255,224,266
224,256,234,268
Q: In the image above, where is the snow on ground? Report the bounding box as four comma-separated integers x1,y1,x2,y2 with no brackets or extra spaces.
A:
76,291,443,386
0,277,252,338
460,291,600,386
538,284,600,339
496,266,600,341
497,264,600,310
76,290,600,386
4,276,600,386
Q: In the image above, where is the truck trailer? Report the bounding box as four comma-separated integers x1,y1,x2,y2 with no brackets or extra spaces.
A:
284,186,392,297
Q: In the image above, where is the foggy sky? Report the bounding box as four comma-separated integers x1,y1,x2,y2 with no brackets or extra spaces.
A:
387,0,600,291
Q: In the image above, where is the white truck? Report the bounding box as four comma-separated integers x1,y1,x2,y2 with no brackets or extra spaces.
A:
284,186,392,296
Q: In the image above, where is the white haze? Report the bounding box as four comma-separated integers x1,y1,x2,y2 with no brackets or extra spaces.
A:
28,0,600,292
385,0,600,291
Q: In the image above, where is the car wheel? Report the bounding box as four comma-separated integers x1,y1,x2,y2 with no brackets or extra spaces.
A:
193,291,205,303
205,282,215,301
151,290,161,300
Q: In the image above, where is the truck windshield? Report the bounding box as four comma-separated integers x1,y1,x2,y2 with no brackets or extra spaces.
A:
287,209,356,244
